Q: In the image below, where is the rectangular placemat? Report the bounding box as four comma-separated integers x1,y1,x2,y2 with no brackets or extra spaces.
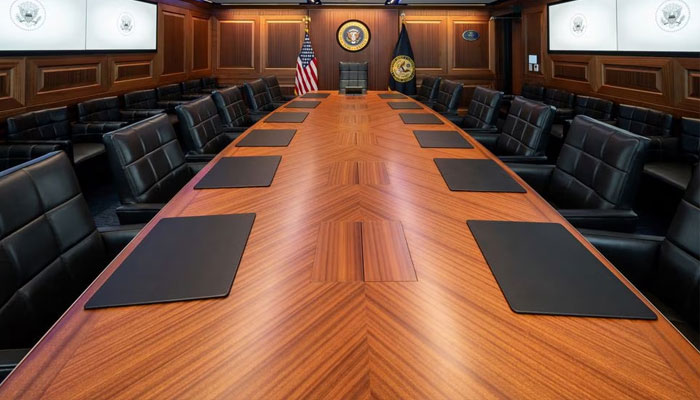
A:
85,214,256,309
414,130,473,149
467,221,657,320
400,113,444,125
301,93,330,98
379,93,407,99
286,101,321,109
236,129,296,147
434,158,525,192
195,156,281,189
266,112,309,123
388,102,423,110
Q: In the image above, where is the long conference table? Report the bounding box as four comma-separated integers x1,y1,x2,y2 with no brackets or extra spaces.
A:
2,91,699,398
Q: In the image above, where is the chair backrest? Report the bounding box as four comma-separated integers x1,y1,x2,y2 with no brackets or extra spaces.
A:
495,96,555,156
175,96,231,155
0,152,107,349
543,87,575,109
77,96,121,122
548,115,650,210
244,79,275,112
521,84,544,101
656,163,699,328
338,62,368,92
416,76,441,102
103,114,192,204
573,95,613,121
157,84,184,101
432,79,463,114
462,86,503,129
616,104,673,138
6,106,71,141
124,89,159,109
0,143,65,171
181,79,203,95
262,75,284,102
212,86,252,128
201,77,218,90
680,117,700,162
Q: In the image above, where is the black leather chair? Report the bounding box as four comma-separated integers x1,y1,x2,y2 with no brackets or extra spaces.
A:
520,83,545,101
432,79,463,116
583,164,699,348
175,96,241,159
410,76,441,106
472,96,555,163
263,75,295,107
616,104,673,161
103,114,206,224
453,86,503,131
543,87,575,123
644,117,700,191
123,88,181,126
5,106,100,166
243,78,278,115
338,62,368,94
212,86,256,129
75,96,159,135
0,151,141,381
157,83,201,103
0,142,64,171
508,115,650,232
181,79,211,97
552,95,615,139
201,76,226,91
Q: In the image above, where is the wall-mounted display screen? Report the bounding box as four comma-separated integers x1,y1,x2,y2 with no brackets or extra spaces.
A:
0,0,156,53
548,0,700,55
86,0,157,51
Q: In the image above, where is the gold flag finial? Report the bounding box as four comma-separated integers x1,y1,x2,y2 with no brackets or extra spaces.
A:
400,12,406,25
303,16,311,33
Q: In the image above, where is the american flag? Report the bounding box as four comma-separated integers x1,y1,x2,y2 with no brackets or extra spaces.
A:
295,32,318,95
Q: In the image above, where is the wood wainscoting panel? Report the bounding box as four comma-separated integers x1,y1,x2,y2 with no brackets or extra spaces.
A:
0,60,23,112
263,18,304,70
524,9,543,78
218,20,255,70
603,65,662,93
162,11,187,75
115,62,152,82
690,72,700,99
452,21,490,70
404,19,446,71
552,61,588,82
598,57,672,105
39,66,100,93
26,57,108,106
192,16,211,71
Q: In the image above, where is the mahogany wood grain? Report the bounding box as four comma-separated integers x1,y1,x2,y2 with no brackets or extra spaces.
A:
362,220,416,282
312,221,364,282
1,92,698,399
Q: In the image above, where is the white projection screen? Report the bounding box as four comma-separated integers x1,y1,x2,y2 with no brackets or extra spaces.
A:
617,0,700,52
86,0,157,51
0,0,87,51
548,0,618,51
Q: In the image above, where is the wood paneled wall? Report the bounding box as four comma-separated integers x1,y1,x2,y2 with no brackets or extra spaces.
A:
510,0,700,118
0,0,213,124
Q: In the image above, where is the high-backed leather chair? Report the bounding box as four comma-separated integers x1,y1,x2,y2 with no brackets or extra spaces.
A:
175,96,240,159
75,96,160,135
5,106,100,166
103,114,206,224
616,104,672,161
454,86,503,131
644,117,700,191
0,152,140,380
201,77,226,91
263,75,295,106
432,79,463,116
543,88,575,123
508,115,650,231
472,96,555,163
157,83,201,103
123,89,181,126
243,78,278,114
410,76,441,106
520,83,545,101
338,62,368,94
552,95,615,138
181,79,211,97
583,164,700,348
0,142,64,171
212,86,256,130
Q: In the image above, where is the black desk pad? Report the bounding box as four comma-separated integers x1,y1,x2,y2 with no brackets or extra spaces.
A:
379,93,407,99
236,129,296,147
467,221,657,320
195,156,281,189
414,130,473,149
434,159,526,193
388,102,423,110
286,101,321,109
266,112,308,123
85,214,255,309
301,93,330,98
400,113,444,125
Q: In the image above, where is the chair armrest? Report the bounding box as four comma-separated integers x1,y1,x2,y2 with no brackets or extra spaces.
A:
558,208,639,232
446,115,463,125
465,127,500,135
223,129,245,141
181,94,204,100
157,100,189,112
248,111,268,123
188,162,209,174
98,224,144,260
497,155,549,164
120,109,164,122
506,163,555,193
72,122,129,137
502,94,515,101
282,95,296,101
554,108,574,121
471,133,499,150
1,139,74,163
185,153,215,163
116,204,164,225
0,348,30,382
272,101,288,108
581,229,663,287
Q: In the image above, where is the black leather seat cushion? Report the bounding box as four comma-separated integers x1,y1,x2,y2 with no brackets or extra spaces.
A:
244,79,277,112
176,96,233,155
432,79,463,115
679,117,700,163
339,62,368,93
495,97,554,157
574,95,613,121
643,117,700,191
414,76,441,105
212,86,253,128
72,142,106,165
461,86,503,129
0,143,64,171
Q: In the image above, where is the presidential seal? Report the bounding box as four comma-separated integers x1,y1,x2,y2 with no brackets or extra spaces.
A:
390,55,415,83
656,0,690,32
118,12,135,35
337,20,371,52
570,13,587,37
10,0,45,31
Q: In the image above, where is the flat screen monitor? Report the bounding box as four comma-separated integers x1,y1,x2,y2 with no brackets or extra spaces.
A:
617,0,700,53
548,0,618,52
86,0,157,51
0,0,87,51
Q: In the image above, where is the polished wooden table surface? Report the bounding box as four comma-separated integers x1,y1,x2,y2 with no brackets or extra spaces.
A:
2,92,698,399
